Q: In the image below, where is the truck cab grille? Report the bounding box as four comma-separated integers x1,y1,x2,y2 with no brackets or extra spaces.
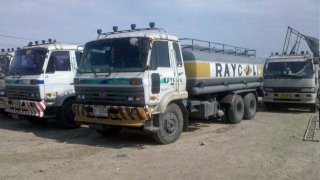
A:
75,86,145,106
6,86,41,101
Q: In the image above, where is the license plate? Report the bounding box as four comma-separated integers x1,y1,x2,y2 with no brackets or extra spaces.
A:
280,93,292,99
93,106,108,117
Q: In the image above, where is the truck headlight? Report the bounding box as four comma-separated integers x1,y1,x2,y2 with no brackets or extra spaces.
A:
264,88,273,92
31,93,40,98
128,96,134,101
135,96,143,101
301,88,315,93
77,94,85,99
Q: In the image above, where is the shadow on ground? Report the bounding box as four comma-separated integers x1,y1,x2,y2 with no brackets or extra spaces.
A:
0,100,314,148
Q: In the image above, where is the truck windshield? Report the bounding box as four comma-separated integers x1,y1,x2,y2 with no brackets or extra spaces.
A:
79,37,150,73
264,60,314,78
9,48,47,75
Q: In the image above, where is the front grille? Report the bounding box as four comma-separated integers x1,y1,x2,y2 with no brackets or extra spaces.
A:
6,86,40,100
75,86,145,106
266,87,311,93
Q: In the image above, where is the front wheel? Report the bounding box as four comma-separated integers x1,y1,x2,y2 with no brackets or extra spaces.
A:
56,99,80,129
152,103,183,144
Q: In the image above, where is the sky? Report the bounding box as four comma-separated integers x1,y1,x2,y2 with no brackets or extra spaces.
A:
0,0,319,58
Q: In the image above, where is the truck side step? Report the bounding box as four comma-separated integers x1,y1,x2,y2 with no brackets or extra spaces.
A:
303,115,319,142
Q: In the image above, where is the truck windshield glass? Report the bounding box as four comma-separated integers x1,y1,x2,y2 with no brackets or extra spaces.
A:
265,60,314,78
79,37,150,73
9,48,47,75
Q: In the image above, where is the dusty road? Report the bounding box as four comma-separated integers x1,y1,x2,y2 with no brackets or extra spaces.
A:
0,105,319,180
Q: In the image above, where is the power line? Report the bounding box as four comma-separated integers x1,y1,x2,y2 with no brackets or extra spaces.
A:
0,34,84,45
0,34,36,41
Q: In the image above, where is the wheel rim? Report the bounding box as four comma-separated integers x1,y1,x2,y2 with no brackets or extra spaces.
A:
164,113,178,135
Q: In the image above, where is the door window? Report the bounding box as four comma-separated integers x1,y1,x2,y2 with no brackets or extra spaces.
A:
46,51,71,73
173,42,182,67
150,41,170,70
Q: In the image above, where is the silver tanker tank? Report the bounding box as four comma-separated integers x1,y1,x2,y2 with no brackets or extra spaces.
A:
180,38,263,96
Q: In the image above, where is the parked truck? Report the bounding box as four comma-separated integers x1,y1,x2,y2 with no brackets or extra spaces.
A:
0,48,15,111
5,39,83,128
263,27,319,112
73,23,263,144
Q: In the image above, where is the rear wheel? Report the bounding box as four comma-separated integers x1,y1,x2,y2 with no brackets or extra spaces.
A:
57,99,80,129
152,103,183,144
227,95,244,124
96,125,122,136
243,93,257,120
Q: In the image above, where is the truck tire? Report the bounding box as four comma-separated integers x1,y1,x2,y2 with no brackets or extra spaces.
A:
96,125,122,136
243,93,257,120
57,99,80,129
227,95,244,124
152,103,183,144
310,103,317,113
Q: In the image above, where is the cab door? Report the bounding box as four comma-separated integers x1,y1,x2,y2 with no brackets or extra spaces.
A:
44,51,75,101
170,41,186,92
147,40,179,105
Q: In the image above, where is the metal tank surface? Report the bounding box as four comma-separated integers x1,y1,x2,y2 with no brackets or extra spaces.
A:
180,38,263,96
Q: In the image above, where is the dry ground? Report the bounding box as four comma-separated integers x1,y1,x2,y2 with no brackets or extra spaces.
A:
0,104,319,180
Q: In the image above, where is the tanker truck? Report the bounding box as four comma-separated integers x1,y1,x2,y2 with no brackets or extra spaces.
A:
73,23,263,144
0,48,15,111
5,39,83,128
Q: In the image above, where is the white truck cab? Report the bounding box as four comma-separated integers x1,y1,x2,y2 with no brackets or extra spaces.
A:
0,48,15,110
5,40,83,128
263,54,319,112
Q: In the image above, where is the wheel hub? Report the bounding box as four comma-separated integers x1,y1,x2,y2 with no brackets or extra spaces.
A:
164,113,178,135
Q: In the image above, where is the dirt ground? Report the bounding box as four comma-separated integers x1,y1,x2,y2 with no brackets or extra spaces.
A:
0,103,319,180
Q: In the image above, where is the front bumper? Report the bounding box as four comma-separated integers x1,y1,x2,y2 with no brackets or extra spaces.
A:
73,104,153,127
5,99,46,117
263,92,317,104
